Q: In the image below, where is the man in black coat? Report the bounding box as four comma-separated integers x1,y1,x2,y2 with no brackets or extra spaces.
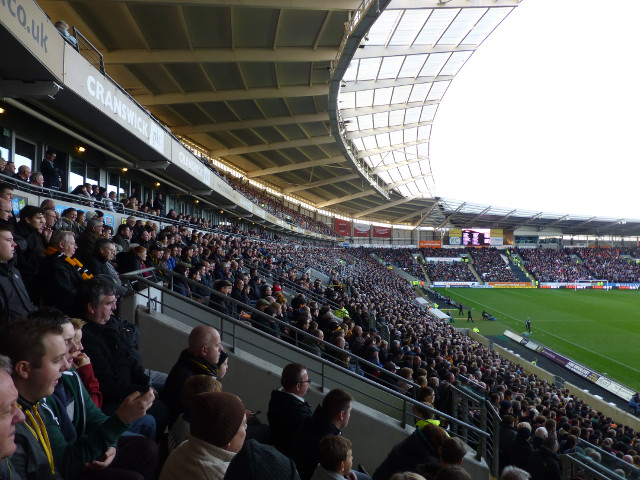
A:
267,363,313,455
0,223,37,324
529,436,561,480
161,325,223,426
13,205,46,299
290,388,353,480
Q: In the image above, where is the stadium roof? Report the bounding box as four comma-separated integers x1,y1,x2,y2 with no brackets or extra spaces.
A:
32,0,640,237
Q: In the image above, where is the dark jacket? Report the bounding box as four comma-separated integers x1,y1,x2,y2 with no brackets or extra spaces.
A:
505,428,533,470
162,349,218,426
0,259,37,324
81,317,148,413
0,458,22,480
37,250,90,313
13,221,45,297
41,158,62,189
529,445,561,480
290,405,341,480
75,231,99,266
372,427,442,480
267,389,313,454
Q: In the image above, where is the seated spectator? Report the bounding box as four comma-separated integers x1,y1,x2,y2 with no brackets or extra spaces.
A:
54,20,77,46
162,325,223,426
528,436,560,480
311,435,354,480
13,205,46,298
267,363,313,455
168,375,222,452
290,388,354,480
86,238,130,297
38,229,92,312
67,318,102,408
0,354,25,480
629,392,640,415
40,313,158,480
29,171,44,187
0,223,37,324
372,424,448,480
224,439,301,480
500,466,530,480
505,424,533,471
77,279,168,439
0,317,69,480
75,218,104,265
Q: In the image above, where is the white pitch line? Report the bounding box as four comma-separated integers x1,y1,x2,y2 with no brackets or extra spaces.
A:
448,290,640,375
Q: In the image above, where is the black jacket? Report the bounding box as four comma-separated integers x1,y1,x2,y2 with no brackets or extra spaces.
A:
0,259,37,324
290,405,341,480
529,445,561,480
267,389,313,454
372,427,442,480
162,349,218,426
13,221,45,297
81,317,148,413
37,251,88,313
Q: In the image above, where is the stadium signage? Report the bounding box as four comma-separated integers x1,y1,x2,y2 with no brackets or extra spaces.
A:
503,330,635,402
1,0,64,78
433,282,478,287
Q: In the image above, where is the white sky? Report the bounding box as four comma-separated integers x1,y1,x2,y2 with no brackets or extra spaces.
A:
430,0,640,220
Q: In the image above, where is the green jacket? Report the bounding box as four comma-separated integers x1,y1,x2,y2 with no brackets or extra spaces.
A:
41,368,129,479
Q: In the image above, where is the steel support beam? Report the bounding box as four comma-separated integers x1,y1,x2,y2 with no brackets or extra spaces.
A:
316,190,374,208
172,112,329,135
104,47,337,64
353,44,476,60
210,135,334,157
356,140,428,158
283,173,359,194
137,85,329,106
346,121,432,140
245,156,346,178
353,196,417,219
412,202,440,228
435,203,466,230
340,99,440,119
58,0,362,9
341,75,452,93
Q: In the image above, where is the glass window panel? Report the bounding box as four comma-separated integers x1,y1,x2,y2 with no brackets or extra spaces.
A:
418,126,431,140
427,81,449,101
362,136,378,150
353,138,365,151
440,51,473,76
390,85,412,104
379,171,392,184
389,110,404,126
462,8,510,44
357,115,373,130
414,9,459,45
373,112,389,128
389,10,430,46
366,10,402,45
419,53,450,77
69,158,84,193
389,131,404,146
404,107,421,124
389,169,402,182
14,137,35,171
409,162,421,177
343,62,359,81
0,128,10,163
408,83,430,103
86,165,99,186
378,56,404,79
398,54,428,78
356,89,374,108
420,105,437,122
403,127,418,143
375,133,390,148
438,9,486,45
398,185,412,197
373,87,393,106
357,58,382,81
339,92,355,109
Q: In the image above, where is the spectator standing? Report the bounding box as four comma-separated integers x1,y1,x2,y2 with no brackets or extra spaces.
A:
41,150,62,189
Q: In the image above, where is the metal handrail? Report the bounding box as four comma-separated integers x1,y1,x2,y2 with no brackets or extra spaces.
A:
123,271,490,439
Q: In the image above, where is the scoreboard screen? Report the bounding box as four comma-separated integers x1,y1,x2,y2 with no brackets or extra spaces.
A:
462,229,491,246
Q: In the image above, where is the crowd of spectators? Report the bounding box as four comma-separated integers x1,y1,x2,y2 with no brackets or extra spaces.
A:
226,175,337,236
519,248,592,283
372,248,424,279
1,175,640,480
567,248,640,284
469,247,520,283
423,261,477,282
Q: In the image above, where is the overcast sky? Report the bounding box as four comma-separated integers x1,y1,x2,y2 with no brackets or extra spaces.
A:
430,0,640,221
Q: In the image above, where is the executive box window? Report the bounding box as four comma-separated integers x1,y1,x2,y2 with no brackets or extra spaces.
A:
0,129,10,163
14,137,36,171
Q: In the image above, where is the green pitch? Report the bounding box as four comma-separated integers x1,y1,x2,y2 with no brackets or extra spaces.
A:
433,288,640,392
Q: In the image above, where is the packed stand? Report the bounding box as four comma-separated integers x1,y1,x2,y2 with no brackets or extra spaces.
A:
420,247,464,258
468,247,520,283
567,247,640,284
226,175,337,236
423,261,476,282
519,248,592,283
372,248,424,279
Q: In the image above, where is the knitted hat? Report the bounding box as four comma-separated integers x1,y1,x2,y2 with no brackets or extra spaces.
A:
223,439,300,480
190,392,245,447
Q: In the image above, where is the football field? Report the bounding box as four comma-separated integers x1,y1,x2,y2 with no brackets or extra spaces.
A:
433,288,640,392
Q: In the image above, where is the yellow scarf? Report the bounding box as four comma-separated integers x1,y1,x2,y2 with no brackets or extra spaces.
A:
18,402,55,474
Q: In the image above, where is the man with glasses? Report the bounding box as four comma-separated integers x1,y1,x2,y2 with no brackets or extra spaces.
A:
267,363,313,455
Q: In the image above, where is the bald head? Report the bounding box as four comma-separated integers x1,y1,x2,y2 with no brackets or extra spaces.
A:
0,199,12,222
188,326,222,366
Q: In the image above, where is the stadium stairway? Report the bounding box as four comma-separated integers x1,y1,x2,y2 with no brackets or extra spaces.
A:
119,271,493,478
